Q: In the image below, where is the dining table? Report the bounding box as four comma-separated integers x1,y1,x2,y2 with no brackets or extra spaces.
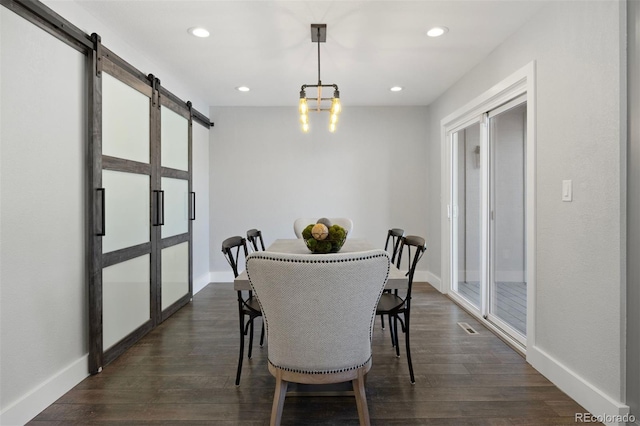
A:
233,238,407,291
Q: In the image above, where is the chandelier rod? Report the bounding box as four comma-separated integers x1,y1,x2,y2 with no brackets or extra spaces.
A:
298,24,341,132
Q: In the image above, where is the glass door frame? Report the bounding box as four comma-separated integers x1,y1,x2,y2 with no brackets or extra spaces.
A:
88,40,197,373
449,117,487,314
440,62,536,353
89,47,159,372
485,95,527,345
157,93,194,323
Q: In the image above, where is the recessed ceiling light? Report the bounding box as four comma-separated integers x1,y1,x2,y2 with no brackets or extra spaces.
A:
188,27,210,38
390,86,403,92
236,86,250,92
427,26,449,37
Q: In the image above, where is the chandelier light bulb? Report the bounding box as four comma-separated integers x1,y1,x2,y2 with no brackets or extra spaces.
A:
329,122,336,133
330,98,341,115
302,123,310,133
299,98,308,114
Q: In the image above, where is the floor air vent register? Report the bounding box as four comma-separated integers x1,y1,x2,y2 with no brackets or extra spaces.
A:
457,322,479,335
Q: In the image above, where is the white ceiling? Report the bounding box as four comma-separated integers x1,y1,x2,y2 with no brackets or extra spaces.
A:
74,1,548,107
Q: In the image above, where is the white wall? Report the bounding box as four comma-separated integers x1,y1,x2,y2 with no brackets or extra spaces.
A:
209,106,429,281
425,0,627,418
192,122,211,294
0,3,211,424
0,8,87,424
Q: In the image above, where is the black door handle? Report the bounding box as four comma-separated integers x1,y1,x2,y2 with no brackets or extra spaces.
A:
153,190,165,226
190,191,196,221
159,190,165,226
97,188,105,236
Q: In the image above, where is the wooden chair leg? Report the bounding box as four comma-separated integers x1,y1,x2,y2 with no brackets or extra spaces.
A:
271,371,288,426
352,369,371,426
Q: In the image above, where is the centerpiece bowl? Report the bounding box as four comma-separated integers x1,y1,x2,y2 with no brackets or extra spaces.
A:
302,222,347,254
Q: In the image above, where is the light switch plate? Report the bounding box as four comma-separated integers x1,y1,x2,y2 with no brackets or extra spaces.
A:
562,180,572,202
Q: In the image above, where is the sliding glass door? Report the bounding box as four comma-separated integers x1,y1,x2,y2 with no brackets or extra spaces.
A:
100,70,154,354
449,97,527,345
451,121,482,311
159,103,192,320
89,45,195,372
488,100,527,338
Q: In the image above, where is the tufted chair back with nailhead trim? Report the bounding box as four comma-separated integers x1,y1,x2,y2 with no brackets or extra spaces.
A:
246,249,389,374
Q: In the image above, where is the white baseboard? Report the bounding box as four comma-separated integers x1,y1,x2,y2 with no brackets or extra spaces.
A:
0,355,89,426
193,272,212,295
423,270,442,292
527,345,630,426
210,271,235,283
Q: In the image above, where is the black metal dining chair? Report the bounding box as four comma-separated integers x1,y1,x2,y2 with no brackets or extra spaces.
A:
379,228,405,331
376,235,426,384
246,228,265,252
221,236,264,386
385,228,405,264
246,229,267,345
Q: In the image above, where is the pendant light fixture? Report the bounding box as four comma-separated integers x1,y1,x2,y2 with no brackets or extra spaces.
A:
299,24,341,133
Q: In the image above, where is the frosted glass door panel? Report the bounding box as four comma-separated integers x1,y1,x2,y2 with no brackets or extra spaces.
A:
161,177,188,238
161,242,189,310
103,170,150,253
103,254,151,350
102,73,149,163
161,106,188,171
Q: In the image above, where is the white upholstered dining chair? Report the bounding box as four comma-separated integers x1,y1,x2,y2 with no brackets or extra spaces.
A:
293,217,354,238
246,249,390,426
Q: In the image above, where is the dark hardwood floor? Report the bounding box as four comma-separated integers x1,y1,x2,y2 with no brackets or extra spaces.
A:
30,282,596,425
458,281,527,335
